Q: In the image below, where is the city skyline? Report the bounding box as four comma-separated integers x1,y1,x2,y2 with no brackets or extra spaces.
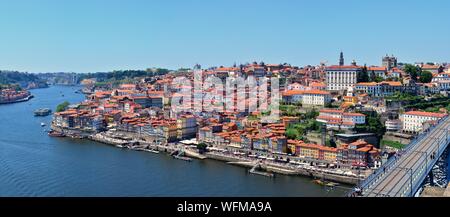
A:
1,0,449,72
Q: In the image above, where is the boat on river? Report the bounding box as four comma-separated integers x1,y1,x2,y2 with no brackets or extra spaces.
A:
144,149,160,154
34,108,52,116
48,130,65,137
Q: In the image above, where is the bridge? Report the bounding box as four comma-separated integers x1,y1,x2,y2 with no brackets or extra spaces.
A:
350,115,450,197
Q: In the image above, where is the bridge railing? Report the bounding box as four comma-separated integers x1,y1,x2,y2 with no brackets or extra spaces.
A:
396,131,449,197
349,115,449,197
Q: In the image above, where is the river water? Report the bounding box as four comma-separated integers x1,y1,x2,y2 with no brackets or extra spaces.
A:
0,86,348,196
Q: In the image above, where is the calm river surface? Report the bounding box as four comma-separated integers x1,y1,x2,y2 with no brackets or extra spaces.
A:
0,86,349,196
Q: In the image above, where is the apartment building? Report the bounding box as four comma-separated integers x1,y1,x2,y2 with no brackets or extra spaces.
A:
316,109,366,129
282,89,331,106
401,111,447,133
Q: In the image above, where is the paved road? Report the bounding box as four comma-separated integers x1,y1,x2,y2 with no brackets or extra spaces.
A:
362,117,450,197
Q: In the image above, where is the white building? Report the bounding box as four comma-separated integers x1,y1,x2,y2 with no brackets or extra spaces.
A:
432,73,450,82
368,66,387,79
301,90,331,106
401,111,447,133
316,109,366,129
421,64,440,73
355,82,381,97
326,65,361,91
282,90,331,106
385,120,402,132
355,81,403,97
282,90,304,104
309,82,327,90
342,113,366,125
287,82,307,91
436,80,450,91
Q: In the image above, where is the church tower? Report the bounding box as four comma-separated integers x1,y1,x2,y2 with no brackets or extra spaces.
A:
339,51,344,66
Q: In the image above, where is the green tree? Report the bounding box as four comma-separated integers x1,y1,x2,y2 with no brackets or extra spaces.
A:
325,138,337,148
355,112,386,136
374,76,384,83
358,65,369,82
369,70,377,82
286,128,300,140
419,70,433,83
404,64,420,81
305,109,319,119
197,143,208,154
56,101,70,112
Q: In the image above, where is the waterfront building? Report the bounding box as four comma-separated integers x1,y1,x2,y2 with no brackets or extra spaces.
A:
0,89,31,103
401,111,447,134
288,140,337,162
198,124,223,144
268,136,288,153
337,140,380,168
177,115,198,139
53,109,105,132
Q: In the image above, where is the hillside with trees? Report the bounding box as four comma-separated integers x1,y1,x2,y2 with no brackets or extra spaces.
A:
0,71,48,89
77,68,170,83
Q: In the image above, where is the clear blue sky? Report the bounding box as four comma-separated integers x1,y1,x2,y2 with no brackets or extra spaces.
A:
0,0,449,72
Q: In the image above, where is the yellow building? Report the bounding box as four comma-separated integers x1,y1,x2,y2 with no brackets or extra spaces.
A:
298,144,320,159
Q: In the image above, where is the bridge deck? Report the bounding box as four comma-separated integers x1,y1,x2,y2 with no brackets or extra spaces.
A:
360,116,450,197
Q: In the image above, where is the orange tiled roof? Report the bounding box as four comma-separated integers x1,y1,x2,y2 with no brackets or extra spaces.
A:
404,111,447,118
368,66,387,71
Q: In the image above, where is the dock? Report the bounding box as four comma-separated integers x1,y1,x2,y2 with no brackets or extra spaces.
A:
249,162,275,178
172,150,193,162
173,155,193,162
52,129,363,185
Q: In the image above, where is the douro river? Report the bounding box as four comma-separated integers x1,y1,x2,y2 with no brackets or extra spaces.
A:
0,86,348,196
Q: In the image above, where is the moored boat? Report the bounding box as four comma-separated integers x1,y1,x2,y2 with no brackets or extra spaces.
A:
48,130,65,137
144,149,160,154
313,179,326,186
34,108,52,116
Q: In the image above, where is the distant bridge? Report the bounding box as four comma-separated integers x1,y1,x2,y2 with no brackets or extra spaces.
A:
350,115,450,197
